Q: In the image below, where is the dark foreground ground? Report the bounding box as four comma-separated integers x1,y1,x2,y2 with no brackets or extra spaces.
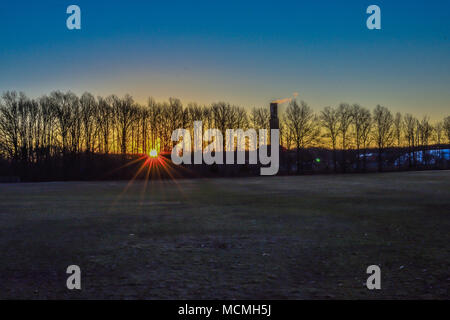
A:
0,171,449,299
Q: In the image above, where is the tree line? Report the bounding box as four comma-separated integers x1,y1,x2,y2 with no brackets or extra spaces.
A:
282,102,450,173
0,90,449,178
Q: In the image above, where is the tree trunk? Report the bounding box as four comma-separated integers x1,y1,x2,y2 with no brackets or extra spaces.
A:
378,148,383,172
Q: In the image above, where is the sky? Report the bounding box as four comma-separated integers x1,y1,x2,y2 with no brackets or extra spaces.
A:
0,0,449,120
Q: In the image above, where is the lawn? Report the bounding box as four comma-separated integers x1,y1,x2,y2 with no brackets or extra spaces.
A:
0,171,449,299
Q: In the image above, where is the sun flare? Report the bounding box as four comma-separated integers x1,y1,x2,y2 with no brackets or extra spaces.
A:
149,149,158,158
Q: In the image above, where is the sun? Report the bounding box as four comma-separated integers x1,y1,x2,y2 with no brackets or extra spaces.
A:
149,149,158,158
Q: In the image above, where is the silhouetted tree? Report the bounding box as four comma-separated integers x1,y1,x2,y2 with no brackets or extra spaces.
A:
373,105,394,172
1,89,449,181
393,112,402,147
337,103,352,172
109,94,137,154
285,100,319,174
320,106,339,172
351,104,372,171
444,116,450,143
80,92,97,153
403,114,417,168
250,107,270,131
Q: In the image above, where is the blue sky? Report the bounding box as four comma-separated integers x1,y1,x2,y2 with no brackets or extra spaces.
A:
0,0,449,119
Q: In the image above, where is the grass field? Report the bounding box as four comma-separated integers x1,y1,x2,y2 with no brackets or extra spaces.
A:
0,171,449,299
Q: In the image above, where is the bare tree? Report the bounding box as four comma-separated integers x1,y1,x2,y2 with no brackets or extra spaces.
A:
0,92,21,163
38,95,57,159
434,122,444,145
68,97,82,155
234,106,248,130
337,103,352,172
419,116,433,147
433,121,445,162
285,100,319,174
80,92,97,153
372,105,394,172
444,116,450,143
96,97,113,154
418,116,433,165
351,104,372,171
211,102,237,159
280,119,294,151
393,112,402,147
320,106,339,172
148,98,161,150
109,94,137,154
250,107,270,131
51,91,79,156
1,89,449,181
403,114,418,168
166,98,184,151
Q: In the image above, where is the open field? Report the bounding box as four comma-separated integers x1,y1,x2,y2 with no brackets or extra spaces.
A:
0,171,449,299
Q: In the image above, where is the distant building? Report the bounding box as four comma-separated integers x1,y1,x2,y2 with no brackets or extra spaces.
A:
395,148,450,166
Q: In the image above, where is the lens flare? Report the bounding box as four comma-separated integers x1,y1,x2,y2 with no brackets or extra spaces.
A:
149,149,158,158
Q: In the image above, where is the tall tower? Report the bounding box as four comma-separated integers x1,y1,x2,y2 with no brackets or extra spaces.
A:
270,102,279,130
268,102,279,148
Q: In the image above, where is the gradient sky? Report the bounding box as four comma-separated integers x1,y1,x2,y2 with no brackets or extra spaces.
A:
0,0,449,120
